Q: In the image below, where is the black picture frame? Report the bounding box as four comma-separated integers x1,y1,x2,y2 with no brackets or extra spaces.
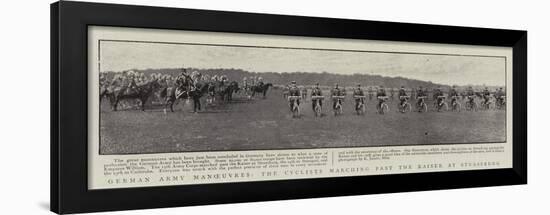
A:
51,1,527,214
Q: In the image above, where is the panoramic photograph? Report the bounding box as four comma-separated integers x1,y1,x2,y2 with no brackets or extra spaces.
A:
97,40,507,154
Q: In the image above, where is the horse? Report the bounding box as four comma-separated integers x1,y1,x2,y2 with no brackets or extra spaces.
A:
108,79,162,111
225,81,240,101
160,82,210,112
100,86,109,102
207,81,238,102
250,83,272,99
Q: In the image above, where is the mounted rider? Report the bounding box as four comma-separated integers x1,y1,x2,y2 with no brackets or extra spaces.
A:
311,83,323,111
353,84,365,110
250,76,256,86
398,86,408,106
125,70,138,94
219,75,228,86
257,77,264,88
331,83,345,110
99,73,107,87
376,86,387,109
191,71,203,90
175,68,193,99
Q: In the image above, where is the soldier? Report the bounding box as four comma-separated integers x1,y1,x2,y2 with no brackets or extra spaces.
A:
376,86,387,110
353,84,365,111
288,81,301,111
257,76,264,87
466,86,476,105
398,86,408,107
495,87,505,107
311,83,323,111
330,83,344,110
482,87,491,105
99,73,107,87
301,86,308,99
416,86,426,108
242,77,248,91
126,71,138,94
192,72,203,90
434,86,444,106
250,76,256,86
175,69,192,98
219,75,228,87
449,85,459,105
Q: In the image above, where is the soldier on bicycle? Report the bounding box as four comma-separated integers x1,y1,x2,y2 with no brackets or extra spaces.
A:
416,86,426,106
449,85,459,104
376,86,387,109
495,87,505,104
482,87,491,105
331,83,345,110
311,83,323,112
434,86,445,105
398,86,408,106
466,86,475,104
288,81,301,111
353,84,365,111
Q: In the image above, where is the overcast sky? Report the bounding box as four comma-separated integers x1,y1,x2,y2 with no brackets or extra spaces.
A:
100,41,505,86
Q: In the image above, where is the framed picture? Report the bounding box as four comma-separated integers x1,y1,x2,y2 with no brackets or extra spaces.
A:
51,1,527,214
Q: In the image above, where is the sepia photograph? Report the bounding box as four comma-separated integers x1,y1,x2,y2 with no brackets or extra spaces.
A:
97,37,507,155
46,1,528,213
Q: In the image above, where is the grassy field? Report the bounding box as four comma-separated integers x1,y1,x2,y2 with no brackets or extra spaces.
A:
99,89,506,154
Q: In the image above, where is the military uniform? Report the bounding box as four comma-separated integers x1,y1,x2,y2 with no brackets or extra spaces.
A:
482,89,491,104
376,88,387,108
449,88,459,104
416,88,426,106
466,88,475,104
331,87,344,109
434,88,444,105
288,84,301,111
495,89,505,105
353,87,365,110
311,85,323,111
398,88,407,106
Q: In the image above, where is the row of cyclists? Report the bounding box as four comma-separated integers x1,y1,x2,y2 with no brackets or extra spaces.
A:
286,81,506,116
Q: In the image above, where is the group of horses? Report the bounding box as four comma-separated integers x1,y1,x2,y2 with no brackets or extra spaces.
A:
100,77,273,112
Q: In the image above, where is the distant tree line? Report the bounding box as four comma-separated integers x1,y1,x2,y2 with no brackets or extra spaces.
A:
102,67,504,90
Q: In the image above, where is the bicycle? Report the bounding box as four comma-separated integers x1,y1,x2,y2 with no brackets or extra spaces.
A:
288,96,301,118
450,96,461,112
311,96,325,117
416,96,428,113
435,95,448,112
465,96,478,112
495,96,506,110
376,96,389,114
354,95,367,115
398,96,412,113
332,96,346,116
480,96,493,111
